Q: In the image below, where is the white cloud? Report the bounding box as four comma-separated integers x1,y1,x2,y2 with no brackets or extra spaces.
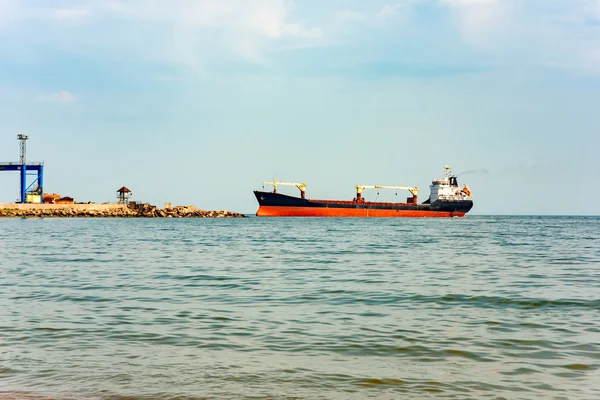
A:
0,0,18,29
443,0,497,5
283,24,322,39
442,0,505,44
439,0,600,74
336,10,367,21
54,8,88,20
337,4,412,22
102,0,319,40
380,4,403,16
4,0,600,76
1,0,322,67
102,0,323,66
36,91,78,104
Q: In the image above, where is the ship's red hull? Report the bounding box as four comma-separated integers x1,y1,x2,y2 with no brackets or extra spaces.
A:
256,205,466,218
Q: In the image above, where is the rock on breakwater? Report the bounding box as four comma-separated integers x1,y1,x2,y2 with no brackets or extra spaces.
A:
0,203,245,218
134,204,245,218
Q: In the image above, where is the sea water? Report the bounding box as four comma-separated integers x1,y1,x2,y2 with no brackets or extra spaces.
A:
0,216,599,399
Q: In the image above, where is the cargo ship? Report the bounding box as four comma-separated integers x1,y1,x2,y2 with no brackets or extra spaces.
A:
254,165,473,218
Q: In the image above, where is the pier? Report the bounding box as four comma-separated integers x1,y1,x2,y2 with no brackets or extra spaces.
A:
0,203,245,218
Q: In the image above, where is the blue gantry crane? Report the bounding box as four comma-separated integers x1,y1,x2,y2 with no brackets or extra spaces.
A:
0,134,44,203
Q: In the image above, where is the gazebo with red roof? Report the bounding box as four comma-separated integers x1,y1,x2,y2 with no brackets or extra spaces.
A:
117,186,132,204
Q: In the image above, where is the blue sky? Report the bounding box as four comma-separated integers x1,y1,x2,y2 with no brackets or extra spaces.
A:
0,0,598,214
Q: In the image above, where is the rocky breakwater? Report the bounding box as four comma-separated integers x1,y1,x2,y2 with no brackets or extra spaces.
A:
0,204,245,218
133,204,245,218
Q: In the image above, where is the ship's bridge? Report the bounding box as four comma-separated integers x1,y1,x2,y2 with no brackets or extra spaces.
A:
429,165,472,202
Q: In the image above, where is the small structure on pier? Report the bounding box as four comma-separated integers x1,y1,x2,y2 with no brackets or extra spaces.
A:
117,186,132,204
56,196,74,204
42,193,61,204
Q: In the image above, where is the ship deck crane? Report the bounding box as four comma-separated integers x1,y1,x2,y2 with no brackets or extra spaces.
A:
264,180,308,199
355,185,419,203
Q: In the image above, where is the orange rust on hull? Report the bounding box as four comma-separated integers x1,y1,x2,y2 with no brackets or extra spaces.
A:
256,206,466,218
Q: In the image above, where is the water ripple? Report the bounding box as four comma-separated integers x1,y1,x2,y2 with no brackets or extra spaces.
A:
0,216,599,399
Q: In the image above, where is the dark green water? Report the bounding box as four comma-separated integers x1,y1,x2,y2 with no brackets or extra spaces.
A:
0,216,599,399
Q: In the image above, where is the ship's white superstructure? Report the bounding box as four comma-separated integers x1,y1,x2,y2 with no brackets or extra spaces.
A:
429,165,472,203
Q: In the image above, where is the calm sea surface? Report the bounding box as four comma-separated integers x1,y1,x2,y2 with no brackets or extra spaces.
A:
1,216,599,399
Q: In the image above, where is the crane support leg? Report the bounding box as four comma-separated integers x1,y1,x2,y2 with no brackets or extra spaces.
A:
38,167,44,199
20,165,27,203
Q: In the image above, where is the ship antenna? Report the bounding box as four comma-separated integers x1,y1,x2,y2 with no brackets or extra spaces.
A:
444,165,451,179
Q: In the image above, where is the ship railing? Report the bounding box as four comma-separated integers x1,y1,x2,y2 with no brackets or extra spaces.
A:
313,199,417,206
437,194,471,200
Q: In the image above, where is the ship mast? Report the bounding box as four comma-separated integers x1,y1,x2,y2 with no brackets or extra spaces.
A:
444,165,451,179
